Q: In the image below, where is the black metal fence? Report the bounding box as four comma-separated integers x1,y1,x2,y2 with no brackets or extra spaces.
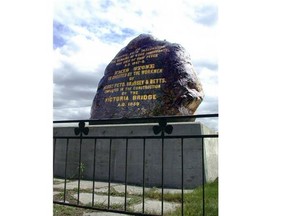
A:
53,114,218,216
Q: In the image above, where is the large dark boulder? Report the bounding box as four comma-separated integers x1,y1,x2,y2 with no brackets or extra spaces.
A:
90,34,204,119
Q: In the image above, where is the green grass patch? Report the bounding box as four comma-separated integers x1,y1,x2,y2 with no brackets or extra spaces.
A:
145,188,183,203
168,180,218,216
53,204,86,216
53,190,80,205
53,180,218,216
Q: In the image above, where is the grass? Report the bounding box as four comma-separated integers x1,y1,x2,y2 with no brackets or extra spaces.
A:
53,205,87,216
145,188,183,203
168,179,218,216
53,179,218,216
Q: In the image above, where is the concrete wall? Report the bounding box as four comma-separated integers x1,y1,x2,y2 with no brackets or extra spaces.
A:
53,122,218,189
202,124,218,182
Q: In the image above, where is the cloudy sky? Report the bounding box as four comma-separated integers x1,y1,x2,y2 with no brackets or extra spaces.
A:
3,1,288,214
53,0,218,130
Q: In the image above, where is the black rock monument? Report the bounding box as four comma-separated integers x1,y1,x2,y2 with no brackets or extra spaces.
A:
90,34,204,119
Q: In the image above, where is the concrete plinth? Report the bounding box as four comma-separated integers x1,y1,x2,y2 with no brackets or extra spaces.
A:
53,122,218,189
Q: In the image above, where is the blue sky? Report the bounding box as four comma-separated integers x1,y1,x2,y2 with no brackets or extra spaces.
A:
53,0,218,130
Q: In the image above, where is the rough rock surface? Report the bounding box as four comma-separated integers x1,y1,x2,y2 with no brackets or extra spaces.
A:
90,34,204,119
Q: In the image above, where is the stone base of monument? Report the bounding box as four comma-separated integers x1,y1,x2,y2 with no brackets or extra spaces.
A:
54,122,218,189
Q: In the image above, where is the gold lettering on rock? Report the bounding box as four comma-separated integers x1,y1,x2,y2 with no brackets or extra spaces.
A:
132,94,157,101
102,46,171,106
105,96,129,103
133,64,155,71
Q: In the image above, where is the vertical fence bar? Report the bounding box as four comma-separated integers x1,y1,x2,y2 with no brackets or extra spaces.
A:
202,137,205,216
142,138,146,214
181,138,184,216
63,138,69,203
108,138,112,209
53,115,218,215
161,132,164,216
77,135,83,205
92,138,97,207
124,138,128,211
53,138,56,177
53,138,56,203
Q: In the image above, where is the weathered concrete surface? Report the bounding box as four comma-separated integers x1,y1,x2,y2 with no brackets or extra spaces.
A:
131,200,180,215
202,124,218,182
54,178,191,216
73,193,131,206
83,213,129,216
53,191,61,196
53,180,119,191
53,179,193,195
54,122,218,189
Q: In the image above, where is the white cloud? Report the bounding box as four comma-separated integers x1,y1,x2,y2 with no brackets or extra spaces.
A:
198,68,218,96
53,0,218,130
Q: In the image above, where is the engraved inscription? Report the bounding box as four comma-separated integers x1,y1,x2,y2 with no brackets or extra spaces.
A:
101,46,169,108
90,34,204,119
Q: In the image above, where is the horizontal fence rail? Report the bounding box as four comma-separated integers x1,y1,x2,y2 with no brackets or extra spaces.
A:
53,113,218,124
53,114,218,216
